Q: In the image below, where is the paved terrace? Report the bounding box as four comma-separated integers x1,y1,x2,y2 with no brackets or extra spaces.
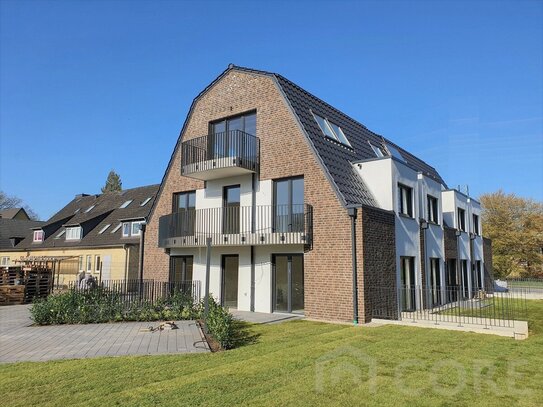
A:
0,305,209,364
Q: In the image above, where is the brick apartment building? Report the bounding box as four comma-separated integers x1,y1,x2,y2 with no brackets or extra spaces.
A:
143,65,492,323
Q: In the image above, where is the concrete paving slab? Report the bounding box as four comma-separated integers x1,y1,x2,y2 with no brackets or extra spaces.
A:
0,305,209,363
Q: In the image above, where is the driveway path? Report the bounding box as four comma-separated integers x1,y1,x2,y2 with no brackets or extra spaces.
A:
0,305,209,363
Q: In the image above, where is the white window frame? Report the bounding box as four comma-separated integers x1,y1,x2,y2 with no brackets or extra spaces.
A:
94,255,101,273
78,255,84,272
86,255,92,272
131,221,142,236
369,142,385,157
122,222,131,237
66,226,82,241
1,257,10,266
427,195,439,224
33,230,44,242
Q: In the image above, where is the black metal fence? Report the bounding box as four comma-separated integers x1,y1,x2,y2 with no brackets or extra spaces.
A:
370,285,527,328
158,204,313,248
504,278,543,294
71,279,201,306
181,130,260,175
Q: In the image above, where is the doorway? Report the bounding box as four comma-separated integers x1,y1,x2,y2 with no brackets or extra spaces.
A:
400,256,416,311
221,255,239,309
272,254,304,314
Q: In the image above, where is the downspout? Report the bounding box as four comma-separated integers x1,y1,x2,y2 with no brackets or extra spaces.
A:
138,223,146,284
250,173,256,312
348,208,358,325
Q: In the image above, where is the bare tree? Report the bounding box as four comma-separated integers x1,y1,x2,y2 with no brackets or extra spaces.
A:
0,190,40,220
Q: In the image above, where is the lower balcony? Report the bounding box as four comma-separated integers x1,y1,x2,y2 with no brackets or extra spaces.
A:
158,204,313,248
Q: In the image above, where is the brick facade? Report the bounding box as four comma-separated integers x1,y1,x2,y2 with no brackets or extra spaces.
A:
360,206,397,322
444,227,458,261
143,70,361,322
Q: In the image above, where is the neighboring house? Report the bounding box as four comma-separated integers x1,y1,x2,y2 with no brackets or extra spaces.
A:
1,185,159,286
0,207,32,221
143,65,492,323
0,217,45,266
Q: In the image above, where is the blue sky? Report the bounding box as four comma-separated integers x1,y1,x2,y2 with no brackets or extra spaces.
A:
1,0,542,220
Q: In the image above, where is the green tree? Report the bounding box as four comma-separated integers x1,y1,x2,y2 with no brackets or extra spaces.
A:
101,170,122,193
480,190,543,278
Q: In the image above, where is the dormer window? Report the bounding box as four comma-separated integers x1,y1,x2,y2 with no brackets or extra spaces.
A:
66,226,82,240
122,221,143,237
33,230,44,242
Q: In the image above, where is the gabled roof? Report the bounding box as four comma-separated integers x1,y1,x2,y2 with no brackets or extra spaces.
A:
0,208,30,220
150,65,447,216
3,184,159,251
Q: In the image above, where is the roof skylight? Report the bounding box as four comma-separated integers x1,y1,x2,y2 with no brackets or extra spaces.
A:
140,197,152,207
84,205,95,213
369,142,385,158
98,224,111,234
312,112,352,147
385,143,406,162
120,200,133,209
55,230,66,239
111,223,122,233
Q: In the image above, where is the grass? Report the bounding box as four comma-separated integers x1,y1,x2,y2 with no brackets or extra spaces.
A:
507,280,543,289
1,301,543,407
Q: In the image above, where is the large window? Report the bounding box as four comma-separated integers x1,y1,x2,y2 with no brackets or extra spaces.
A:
1,257,10,266
223,185,240,234
274,176,304,233
210,112,256,158
400,256,416,311
427,195,439,224
122,221,144,237
398,184,413,217
94,255,101,273
473,214,480,235
66,226,82,241
86,255,92,273
312,112,352,147
78,256,83,272
457,208,466,232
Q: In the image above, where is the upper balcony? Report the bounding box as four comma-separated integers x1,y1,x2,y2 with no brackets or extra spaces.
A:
181,130,260,180
158,204,313,249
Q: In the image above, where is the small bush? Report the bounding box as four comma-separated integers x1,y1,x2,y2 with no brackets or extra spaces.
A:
203,297,235,350
30,287,199,325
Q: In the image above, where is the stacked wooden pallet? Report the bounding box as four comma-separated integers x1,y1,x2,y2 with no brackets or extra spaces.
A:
0,285,25,305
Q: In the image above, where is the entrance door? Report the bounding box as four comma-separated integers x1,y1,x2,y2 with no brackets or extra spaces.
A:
273,254,304,314
400,256,416,311
221,255,239,309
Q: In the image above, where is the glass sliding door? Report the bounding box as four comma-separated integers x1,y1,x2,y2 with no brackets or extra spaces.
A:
221,255,239,309
173,191,196,236
223,185,240,234
169,256,193,283
273,254,304,314
273,177,304,233
445,259,458,303
460,260,469,299
400,256,416,311
429,258,441,307
210,112,257,159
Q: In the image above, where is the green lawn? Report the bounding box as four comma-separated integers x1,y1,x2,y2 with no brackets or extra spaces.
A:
2,301,543,407
508,280,543,289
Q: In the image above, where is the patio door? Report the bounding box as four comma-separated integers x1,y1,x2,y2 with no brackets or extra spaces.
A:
400,256,416,311
223,185,240,234
169,256,193,283
221,255,239,309
272,254,304,314
273,177,304,233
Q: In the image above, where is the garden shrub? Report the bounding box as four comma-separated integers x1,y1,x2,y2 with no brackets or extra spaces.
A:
203,297,235,350
30,287,199,325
